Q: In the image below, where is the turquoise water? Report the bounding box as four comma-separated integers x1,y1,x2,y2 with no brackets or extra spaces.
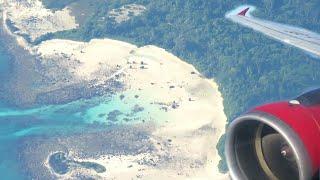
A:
0,90,166,136
0,44,12,82
0,91,167,136
0,87,167,178
0,53,10,75
0,39,168,178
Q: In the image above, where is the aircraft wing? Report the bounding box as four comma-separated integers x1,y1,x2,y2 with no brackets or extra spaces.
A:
227,7,320,57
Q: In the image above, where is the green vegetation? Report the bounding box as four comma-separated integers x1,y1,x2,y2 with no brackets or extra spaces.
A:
42,0,320,172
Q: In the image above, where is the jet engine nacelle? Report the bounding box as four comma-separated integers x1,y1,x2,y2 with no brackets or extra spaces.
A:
226,89,320,180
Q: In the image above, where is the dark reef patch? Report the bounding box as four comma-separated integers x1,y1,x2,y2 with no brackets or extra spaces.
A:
17,125,154,179
49,152,70,175
132,104,144,113
48,152,106,175
107,110,123,122
76,161,106,173
98,113,106,118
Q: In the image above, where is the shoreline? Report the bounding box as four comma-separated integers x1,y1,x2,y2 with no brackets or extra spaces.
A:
1,0,228,178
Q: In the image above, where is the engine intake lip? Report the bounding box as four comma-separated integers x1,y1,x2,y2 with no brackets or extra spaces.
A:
225,111,313,180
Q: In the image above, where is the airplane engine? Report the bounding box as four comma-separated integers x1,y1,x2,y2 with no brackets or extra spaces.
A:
225,89,320,180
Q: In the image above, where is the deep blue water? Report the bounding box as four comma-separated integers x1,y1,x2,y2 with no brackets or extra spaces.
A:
0,43,12,80
0,98,107,178
0,48,162,178
0,47,23,179
0,47,92,178
0,95,159,178
0,35,168,178
0,53,10,75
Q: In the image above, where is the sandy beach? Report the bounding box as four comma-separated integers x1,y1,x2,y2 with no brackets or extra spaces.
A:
1,0,228,179
34,38,228,179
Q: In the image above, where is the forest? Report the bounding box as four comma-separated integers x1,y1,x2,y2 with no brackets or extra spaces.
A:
42,0,320,172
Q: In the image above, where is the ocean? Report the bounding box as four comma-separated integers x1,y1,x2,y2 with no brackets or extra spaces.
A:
0,44,166,177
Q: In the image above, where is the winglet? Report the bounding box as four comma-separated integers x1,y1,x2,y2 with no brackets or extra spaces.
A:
238,7,250,16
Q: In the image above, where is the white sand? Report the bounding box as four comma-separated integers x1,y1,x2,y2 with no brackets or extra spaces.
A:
108,4,146,24
2,8,30,48
34,39,228,179
2,0,78,42
2,1,228,179
35,39,137,79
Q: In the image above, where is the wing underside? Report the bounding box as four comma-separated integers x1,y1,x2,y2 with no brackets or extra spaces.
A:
227,8,320,57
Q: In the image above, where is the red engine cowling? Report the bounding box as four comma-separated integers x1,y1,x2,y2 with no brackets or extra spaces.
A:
225,89,320,180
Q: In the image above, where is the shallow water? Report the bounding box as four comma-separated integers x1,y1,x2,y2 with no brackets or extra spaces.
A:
0,71,166,178
0,38,107,178
0,136,24,180
0,53,10,76
0,45,11,87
